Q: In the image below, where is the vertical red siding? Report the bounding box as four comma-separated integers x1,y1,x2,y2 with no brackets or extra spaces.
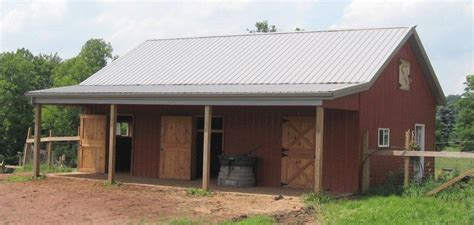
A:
323,109,359,193
84,105,359,192
358,41,437,186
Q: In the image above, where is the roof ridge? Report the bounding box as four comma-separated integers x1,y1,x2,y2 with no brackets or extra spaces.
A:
146,26,415,42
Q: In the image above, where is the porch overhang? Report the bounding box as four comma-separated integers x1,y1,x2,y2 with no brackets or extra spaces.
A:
29,95,325,106
25,83,368,106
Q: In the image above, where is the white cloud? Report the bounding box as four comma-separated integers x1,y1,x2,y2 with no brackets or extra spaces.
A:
92,1,257,54
0,0,67,33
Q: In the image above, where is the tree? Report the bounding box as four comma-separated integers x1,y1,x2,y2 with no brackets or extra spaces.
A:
42,39,114,165
0,49,60,163
455,75,474,151
435,94,461,149
247,20,277,33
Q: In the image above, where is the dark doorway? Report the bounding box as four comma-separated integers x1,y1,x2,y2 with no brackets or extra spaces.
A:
195,117,223,178
115,115,133,173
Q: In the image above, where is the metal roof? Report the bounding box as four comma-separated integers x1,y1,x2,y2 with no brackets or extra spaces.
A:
81,27,411,86
26,26,445,106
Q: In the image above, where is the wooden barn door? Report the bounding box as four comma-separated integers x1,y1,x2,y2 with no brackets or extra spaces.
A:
159,116,193,180
79,115,107,173
281,117,315,188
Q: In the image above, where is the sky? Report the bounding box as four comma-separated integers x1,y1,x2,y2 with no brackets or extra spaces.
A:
0,0,472,95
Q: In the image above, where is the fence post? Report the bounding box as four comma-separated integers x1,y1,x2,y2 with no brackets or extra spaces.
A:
362,130,370,192
22,127,32,166
404,130,411,187
47,130,53,168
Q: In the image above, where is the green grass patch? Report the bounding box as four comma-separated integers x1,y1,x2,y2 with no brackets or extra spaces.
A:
155,215,274,225
185,188,212,197
318,176,474,225
219,215,275,225
322,195,469,225
3,175,46,183
435,148,474,179
103,181,122,188
301,192,333,206
165,218,202,225
14,164,74,174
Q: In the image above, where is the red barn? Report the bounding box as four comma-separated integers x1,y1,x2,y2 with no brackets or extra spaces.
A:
26,26,445,194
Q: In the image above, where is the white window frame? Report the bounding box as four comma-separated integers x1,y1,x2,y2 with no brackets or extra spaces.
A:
378,128,390,148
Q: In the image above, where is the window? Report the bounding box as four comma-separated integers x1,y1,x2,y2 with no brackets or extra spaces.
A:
378,128,390,147
116,122,130,136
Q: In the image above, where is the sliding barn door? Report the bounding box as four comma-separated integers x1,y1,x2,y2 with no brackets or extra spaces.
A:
79,114,107,173
159,116,193,180
281,117,315,188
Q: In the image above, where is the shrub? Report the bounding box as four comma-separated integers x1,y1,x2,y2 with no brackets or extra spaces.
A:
185,188,212,197
365,171,404,196
301,192,333,206
4,175,45,183
14,164,74,174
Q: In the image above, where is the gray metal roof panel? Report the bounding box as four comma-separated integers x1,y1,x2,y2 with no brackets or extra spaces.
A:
80,27,412,86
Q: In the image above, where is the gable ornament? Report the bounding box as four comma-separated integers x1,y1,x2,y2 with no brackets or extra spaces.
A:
399,59,411,91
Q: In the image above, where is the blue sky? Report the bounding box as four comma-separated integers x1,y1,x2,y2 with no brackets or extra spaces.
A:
0,0,472,95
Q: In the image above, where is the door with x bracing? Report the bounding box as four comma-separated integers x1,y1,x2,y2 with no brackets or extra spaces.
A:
281,117,316,188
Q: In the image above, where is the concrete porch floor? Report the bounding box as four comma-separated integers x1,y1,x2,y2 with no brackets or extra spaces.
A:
53,172,309,197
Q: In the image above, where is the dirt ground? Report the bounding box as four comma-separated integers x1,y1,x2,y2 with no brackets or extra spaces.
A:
0,174,316,224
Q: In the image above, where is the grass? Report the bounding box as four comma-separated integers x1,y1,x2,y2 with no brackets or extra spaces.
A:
2,174,46,183
185,188,213,197
14,164,74,174
435,147,474,179
302,173,474,225
103,181,123,188
134,215,274,225
322,195,469,225
219,215,275,225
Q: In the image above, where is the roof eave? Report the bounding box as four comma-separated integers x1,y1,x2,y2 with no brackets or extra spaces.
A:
27,92,335,106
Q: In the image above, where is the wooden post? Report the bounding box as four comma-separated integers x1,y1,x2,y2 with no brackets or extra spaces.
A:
108,104,117,184
404,130,410,187
22,127,32,166
314,106,324,193
202,105,212,191
77,127,81,170
361,130,370,192
32,104,42,177
47,130,53,168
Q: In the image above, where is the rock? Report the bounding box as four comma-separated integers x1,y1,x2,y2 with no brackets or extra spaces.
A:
274,195,284,200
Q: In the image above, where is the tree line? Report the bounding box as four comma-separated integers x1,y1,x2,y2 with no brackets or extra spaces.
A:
436,75,474,151
0,39,115,164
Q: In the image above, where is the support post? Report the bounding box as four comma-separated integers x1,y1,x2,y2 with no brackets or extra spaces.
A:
108,104,117,184
202,105,212,191
404,130,411,187
22,127,32,166
33,104,42,177
47,130,53,168
77,127,81,170
314,106,324,193
361,130,370,192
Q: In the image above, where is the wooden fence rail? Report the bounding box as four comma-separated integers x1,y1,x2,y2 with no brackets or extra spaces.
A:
361,129,474,192
22,127,80,167
367,150,474,159
26,136,80,143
